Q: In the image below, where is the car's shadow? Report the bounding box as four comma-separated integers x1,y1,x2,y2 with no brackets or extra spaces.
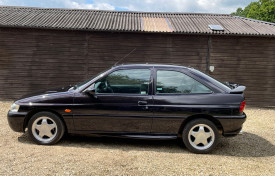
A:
18,132,275,157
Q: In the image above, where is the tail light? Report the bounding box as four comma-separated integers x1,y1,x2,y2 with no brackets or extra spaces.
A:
240,101,246,112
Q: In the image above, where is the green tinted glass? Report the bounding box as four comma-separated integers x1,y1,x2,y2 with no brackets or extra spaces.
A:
156,70,212,94
96,69,151,94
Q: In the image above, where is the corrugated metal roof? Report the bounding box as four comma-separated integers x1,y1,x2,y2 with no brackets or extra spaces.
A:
0,6,274,37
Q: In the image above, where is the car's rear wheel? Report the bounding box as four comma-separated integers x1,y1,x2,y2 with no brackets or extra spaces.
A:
28,112,65,145
182,119,219,154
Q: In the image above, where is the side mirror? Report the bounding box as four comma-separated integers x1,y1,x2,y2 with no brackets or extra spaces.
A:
84,84,95,96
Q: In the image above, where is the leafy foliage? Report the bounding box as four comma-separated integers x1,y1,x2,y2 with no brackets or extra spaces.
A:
231,0,275,23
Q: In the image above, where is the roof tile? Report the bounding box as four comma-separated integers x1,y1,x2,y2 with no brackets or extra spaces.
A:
0,6,274,37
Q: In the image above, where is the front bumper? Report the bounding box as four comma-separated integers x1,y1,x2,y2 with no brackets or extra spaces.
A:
215,113,247,137
7,111,27,132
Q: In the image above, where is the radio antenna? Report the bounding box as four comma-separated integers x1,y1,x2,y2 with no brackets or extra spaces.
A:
113,48,136,66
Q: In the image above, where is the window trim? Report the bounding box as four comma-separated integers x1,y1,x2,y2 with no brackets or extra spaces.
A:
154,69,213,95
93,68,153,96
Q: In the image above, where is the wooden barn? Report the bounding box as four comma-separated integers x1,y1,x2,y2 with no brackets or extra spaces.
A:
0,6,275,106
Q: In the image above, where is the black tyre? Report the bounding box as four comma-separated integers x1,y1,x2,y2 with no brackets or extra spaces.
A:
182,119,219,154
28,112,65,145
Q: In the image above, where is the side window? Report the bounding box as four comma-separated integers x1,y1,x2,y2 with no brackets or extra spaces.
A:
95,69,151,94
156,70,212,94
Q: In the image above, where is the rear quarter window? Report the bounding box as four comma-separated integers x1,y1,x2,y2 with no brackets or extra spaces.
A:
156,70,212,94
189,69,232,92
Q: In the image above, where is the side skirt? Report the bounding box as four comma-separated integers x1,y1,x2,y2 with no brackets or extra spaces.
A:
69,131,178,140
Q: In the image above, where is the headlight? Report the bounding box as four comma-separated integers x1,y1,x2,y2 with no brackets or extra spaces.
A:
10,103,20,112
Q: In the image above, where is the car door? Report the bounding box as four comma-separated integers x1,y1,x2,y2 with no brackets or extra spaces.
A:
73,68,154,133
151,68,213,134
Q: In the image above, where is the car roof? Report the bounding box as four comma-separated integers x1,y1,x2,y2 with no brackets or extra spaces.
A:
113,64,189,69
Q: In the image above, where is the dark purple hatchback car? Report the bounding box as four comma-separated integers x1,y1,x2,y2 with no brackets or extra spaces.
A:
8,64,246,153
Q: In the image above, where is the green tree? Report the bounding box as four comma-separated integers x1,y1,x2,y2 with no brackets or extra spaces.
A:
231,0,275,23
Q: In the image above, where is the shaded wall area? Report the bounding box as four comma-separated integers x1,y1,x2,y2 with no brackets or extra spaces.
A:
209,36,275,106
0,28,274,106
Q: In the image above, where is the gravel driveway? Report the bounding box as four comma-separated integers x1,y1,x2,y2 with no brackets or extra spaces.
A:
1,101,274,175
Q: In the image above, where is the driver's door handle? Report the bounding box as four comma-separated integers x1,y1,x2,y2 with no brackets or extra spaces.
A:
138,101,147,105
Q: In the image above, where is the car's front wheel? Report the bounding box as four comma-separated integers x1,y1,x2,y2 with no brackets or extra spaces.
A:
28,112,65,145
182,119,219,154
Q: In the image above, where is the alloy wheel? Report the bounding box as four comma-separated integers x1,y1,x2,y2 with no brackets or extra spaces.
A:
31,116,58,143
188,124,215,150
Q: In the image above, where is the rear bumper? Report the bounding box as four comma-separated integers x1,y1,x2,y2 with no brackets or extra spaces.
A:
7,111,27,132
215,113,247,137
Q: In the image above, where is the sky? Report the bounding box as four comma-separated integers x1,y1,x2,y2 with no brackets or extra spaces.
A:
0,0,257,14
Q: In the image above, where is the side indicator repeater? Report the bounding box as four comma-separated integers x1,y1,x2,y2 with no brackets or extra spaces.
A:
65,109,71,113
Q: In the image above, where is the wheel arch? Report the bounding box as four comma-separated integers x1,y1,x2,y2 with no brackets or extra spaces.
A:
23,109,68,133
177,114,223,138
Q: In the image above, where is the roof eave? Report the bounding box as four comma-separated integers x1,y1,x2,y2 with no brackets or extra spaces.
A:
0,25,274,38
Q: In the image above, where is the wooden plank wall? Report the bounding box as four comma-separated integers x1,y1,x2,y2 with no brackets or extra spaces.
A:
209,36,275,106
0,28,207,100
0,28,87,100
86,31,208,77
0,27,274,106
